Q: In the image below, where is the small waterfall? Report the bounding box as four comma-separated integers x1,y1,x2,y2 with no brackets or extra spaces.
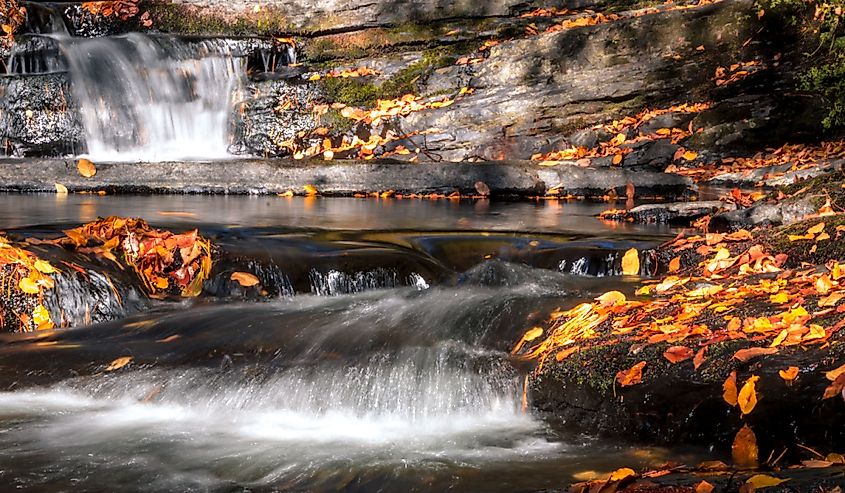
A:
61,33,246,161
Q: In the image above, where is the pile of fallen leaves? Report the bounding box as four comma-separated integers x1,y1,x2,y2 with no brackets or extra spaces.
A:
58,217,212,298
0,236,57,331
514,222,845,404
80,0,151,26
532,103,709,165
668,140,845,183
1,0,25,45
307,66,381,81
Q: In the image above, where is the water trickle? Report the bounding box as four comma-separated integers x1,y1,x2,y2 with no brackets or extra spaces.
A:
61,34,246,161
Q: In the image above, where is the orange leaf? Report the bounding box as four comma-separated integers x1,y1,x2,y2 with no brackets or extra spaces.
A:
612,153,623,165
733,347,777,362
608,468,636,481
669,257,681,273
105,356,133,371
693,347,706,369
823,373,845,400
77,158,97,178
723,370,738,406
682,150,698,161
738,375,759,415
732,424,758,468
616,361,646,387
695,480,714,493
663,346,694,364
778,366,799,382
230,272,260,287
304,184,319,196
826,363,845,381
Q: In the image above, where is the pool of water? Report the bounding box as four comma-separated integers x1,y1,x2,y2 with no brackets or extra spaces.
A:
0,194,710,492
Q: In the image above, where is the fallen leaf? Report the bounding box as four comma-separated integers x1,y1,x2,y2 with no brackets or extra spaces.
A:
622,248,640,275
738,375,760,415
608,468,636,481
34,259,57,274
77,158,97,178
769,292,789,304
823,373,845,399
663,346,694,364
105,356,133,371
18,277,40,294
745,474,787,488
597,291,626,305
669,257,681,273
32,304,53,329
230,272,260,287
825,363,845,381
734,347,778,362
682,150,698,161
723,370,738,406
693,347,706,369
616,361,646,387
778,366,799,382
801,459,833,468
809,222,826,235
695,480,714,493
732,424,758,468
55,183,68,194
304,184,318,196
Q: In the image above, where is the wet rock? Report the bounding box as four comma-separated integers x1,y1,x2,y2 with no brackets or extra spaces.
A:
705,160,844,188
709,197,817,232
566,129,599,149
603,201,734,225
621,140,680,171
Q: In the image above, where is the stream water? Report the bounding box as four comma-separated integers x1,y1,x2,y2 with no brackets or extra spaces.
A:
0,195,714,492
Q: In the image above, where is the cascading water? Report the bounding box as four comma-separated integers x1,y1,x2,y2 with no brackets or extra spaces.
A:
61,34,245,161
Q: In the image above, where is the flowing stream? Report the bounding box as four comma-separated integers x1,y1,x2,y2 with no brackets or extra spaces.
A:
0,196,711,492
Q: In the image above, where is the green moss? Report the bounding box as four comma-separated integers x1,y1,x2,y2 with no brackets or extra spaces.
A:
141,1,292,36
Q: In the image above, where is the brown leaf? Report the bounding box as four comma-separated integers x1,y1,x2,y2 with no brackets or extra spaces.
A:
723,370,738,406
230,272,260,287
663,346,694,364
826,362,845,381
823,373,845,400
474,181,490,197
738,375,760,415
77,158,97,178
616,361,646,387
732,424,758,468
733,347,778,362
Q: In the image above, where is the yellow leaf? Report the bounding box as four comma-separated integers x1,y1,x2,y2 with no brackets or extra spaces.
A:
230,271,260,287
622,248,639,275
682,150,698,161
522,327,544,342
34,260,57,274
738,375,759,415
769,292,789,304
808,222,826,235
32,305,53,330
778,366,799,382
745,474,788,488
77,158,97,178
55,183,68,195
105,356,133,371
308,73,321,81
608,467,636,481
304,184,319,196
18,277,40,294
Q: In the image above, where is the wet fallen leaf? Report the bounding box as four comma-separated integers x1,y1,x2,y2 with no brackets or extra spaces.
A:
77,158,97,178
732,424,758,468
778,366,799,382
695,480,714,493
745,474,787,488
693,347,706,369
734,347,778,362
669,257,681,273
616,361,646,387
723,370,738,406
738,375,760,415
55,183,68,194
32,304,53,329
105,356,133,371
608,468,636,481
809,223,826,235
801,459,833,468
230,271,260,287
682,150,698,161
18,277,40,294
663,346,694,364
304,184,318,196
596,291,626,305
622,249,639,275
34,259,57,274
823,373,845,399
826,363,845,381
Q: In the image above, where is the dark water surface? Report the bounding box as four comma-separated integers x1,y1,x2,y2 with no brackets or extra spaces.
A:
0,194,710,492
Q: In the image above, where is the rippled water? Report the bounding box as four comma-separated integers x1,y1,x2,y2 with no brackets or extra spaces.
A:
0,194,707,492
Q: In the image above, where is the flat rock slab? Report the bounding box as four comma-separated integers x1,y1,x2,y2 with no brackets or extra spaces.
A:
603,201,735,225
0,159,694,198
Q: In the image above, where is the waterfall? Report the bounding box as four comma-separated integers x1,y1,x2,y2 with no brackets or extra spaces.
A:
60,33,245,161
